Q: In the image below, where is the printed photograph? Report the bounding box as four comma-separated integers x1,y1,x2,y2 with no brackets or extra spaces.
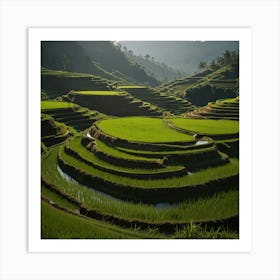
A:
41,41,239,239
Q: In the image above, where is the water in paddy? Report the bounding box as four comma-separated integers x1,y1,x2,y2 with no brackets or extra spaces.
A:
87,130,209,146
57,165,177,209
86,131,94,140
195,140,209,145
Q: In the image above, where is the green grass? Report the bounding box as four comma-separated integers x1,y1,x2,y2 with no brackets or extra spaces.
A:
95,139,160,162
41,101,77,110
41,184,78,210
117,85,147,89
73,91,126,96
60,145,238,188
68,137,183,173
172,223,238,239
42,146,238,223
41,201,156,239
170,118,239,135
116,145,215,156
80,189,239,223
41,68,94,78
219,98,239,104
97,117,194,143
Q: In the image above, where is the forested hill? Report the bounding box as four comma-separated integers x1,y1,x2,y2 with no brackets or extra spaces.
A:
158,49,239,106
121,47,185,82
41,41,159,86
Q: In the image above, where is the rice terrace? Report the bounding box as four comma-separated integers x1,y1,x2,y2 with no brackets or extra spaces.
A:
41,41,239,239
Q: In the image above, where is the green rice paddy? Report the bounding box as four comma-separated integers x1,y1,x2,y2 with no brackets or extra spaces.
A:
41,201,157,239
170,118,239,135
97,117,195,143
41,146,238,224
41,101,78,110
59,145,238,189
73,90,126,96
41,66,239,239
67,137,182,174
117,85,147,89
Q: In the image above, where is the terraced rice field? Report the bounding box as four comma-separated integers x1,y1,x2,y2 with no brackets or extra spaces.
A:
65,90,162,117
41,114,72,148
41,100,78,110
40,41,241,240
41,100,104,132
118,86,195,115
186,97,239,120
42,111,239,238
74,90,127,96
41,68,115,98
97,117,195,143
169,118,239,140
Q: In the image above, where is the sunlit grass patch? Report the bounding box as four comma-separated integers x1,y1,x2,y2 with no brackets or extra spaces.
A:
73,90,126,96
170,118,239,135
41,101,78,110
97,117,194,143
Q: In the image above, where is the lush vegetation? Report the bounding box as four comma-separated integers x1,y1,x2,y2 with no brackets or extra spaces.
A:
42,146,238,224
73,90,126,96
170,118,239,135
40,41,239,239
120,46,185,82
42,201,237,239
41,201,158,239
158,57,239,107
58,144,238,189
41,41,159,87
41,101,77,110
97,117,194,143
118,85,147,89
118,86,195,115
186,97,239,120
41,68,116,98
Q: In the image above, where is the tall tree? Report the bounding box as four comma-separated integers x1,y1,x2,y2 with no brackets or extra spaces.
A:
223,50,231,65
198,61,208,70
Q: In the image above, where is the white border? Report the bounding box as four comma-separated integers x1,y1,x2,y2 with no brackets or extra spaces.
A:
28,27,252,253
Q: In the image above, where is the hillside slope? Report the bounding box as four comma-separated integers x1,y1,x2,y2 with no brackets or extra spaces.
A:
122,48,185,82
158,62,239,107
41,68,116,98
41,41,160,86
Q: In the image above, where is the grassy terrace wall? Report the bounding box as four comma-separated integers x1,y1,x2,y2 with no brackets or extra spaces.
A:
87,142,165,169
41,101,103,132
51,115,238,204
57,148,238,203
64,141,188,179
118,86,195,114
68,91,162,117
41,114,69,147
84,117,231,169
41,69,115,98
186,84,237,106
186,97,239,121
